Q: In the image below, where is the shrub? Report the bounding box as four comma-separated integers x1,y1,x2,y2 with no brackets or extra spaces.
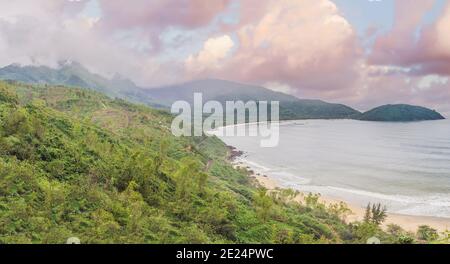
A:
417,225,439,242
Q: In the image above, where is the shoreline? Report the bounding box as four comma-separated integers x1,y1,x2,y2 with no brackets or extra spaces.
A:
227,146,450,233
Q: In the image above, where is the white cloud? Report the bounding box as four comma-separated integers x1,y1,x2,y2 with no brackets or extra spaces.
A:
185,35,234,73
183,0,360,101
0,0,178,86
417,75,449,90
264,82,294,94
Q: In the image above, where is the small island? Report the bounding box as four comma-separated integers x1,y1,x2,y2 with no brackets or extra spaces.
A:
358,104,445,122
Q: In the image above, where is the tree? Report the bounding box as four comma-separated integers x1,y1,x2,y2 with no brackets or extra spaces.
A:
0,83,19,105
174,157,203,200
398,234,415,244
273,228,294,244
364,203,371,223
2,108,31,136
353,222,379,242
328,201,352,221
386,224,403,236
371,203,387,226
197,171,208,195
154,139,168,174
363,203,387,226
304,193,323,209
273,188,298,205
253,188,273,222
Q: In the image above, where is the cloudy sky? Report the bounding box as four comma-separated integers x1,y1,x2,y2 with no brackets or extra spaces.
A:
0,0,449,113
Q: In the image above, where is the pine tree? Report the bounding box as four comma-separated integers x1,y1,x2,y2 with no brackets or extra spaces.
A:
364,203,372,223
371,203,387,226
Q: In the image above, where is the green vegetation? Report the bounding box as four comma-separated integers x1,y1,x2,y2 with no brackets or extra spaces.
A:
363,203,387,226
0,62,163,108
417,225,439,242
0,81,446,244
358,104,445,122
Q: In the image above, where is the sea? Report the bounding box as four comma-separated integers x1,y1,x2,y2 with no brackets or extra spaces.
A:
212,119,450,218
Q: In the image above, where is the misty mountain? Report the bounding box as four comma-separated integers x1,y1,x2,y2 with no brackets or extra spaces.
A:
144,79,361,120
0,62,163,107
2,62,444,122
0,62,115,93
0,63,360,120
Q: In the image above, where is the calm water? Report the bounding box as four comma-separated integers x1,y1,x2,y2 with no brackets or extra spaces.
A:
214,119,450,218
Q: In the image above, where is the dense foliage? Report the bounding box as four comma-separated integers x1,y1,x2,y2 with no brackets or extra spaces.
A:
0,81,445,244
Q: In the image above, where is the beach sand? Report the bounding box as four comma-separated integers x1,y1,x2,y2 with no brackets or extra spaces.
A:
234,161,450,233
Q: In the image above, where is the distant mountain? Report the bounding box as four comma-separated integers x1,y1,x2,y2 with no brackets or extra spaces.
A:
145,79,361,120
0,64,360,120
0,62,114,93
358,104,445,122
2,63,444,122
0,62,163,108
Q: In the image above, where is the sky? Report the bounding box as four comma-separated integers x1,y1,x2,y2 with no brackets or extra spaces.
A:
0,0,449,114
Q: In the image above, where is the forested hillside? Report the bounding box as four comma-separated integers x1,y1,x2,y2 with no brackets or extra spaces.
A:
0,81,431,244
0,62,161,108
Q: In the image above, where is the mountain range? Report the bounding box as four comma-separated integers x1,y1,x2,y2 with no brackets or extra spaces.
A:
0,62,444,122
145,79,360,120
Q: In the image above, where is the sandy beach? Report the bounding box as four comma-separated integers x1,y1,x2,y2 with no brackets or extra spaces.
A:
230,155,450,233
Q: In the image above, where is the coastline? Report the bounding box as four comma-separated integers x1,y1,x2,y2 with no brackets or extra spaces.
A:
227,146,450,233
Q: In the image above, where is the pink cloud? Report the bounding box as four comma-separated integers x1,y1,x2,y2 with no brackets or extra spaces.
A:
0,0,449,114
186,0,361,101
0,0,87,21
95,0,232,53
181,0,450,114
376,76,450,115
97,0,231,31
370,0,450,75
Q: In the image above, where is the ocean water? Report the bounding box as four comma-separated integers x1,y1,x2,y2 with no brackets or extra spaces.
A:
213,119,450,218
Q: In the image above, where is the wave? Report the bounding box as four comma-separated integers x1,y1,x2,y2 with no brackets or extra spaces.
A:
220,119,450,218
236,157,312,184
289,184,450,218
236,157,272,172
237,156,450,218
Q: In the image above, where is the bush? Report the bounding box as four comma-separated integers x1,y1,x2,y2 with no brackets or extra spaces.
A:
398,234,415,244
417,225,438,242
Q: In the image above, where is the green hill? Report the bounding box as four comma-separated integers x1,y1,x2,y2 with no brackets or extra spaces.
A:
358,104,445,122
0,81,439,243
0,62,163,108
0,65,360,120
0,81,367,243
